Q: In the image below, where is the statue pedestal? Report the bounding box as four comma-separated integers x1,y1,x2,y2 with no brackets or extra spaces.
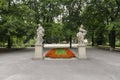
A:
33,45,43,60
78,45,87,59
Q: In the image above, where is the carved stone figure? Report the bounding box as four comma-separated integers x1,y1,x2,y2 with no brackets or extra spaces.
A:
77,24,87,45
36,24,44,45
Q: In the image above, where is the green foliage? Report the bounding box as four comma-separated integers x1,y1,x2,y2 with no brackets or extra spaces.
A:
80,0,120,45
0,0,120,47
0,0,8,10
0,1,36,48
43,22,64,43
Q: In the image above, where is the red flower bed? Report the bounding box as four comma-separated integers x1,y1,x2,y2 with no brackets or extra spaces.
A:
45,48,75,58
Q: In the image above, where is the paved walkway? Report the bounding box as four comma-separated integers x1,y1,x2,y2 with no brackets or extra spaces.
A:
0,47,120,80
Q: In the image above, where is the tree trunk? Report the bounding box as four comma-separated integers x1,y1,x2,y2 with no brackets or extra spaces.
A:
7,36,12,48
8,0,11,6
92,31,94,46
109,27,115,50
69,35,72,48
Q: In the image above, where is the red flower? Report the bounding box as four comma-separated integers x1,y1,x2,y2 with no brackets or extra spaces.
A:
45,48,75,58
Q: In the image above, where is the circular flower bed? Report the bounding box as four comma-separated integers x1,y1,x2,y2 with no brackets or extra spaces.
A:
45,48,75,58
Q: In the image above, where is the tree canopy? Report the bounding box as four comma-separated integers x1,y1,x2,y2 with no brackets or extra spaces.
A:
0,0,120,48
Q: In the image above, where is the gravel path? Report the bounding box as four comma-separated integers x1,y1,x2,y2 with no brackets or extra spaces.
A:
0,47,120,80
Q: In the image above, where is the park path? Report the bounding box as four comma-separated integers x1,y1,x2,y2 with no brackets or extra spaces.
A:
0,47,120,80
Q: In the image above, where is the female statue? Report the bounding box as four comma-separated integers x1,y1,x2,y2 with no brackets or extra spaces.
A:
36,24,44,45
77,24,87,45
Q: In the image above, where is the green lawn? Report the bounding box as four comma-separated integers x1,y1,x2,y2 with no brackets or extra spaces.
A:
55,48,66,55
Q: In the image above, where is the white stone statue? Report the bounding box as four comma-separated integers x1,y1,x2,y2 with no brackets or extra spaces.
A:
36,24,44,45
77,24,87,45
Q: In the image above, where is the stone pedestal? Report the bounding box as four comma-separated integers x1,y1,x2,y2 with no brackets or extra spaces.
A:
78,45,87,59
33,45,43,60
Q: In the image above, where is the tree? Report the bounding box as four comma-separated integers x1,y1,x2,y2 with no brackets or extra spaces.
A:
80,0,120,47
62,0,83,47
0,0,36,48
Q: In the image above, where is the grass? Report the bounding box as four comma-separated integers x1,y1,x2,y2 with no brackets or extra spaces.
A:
55,48,67,55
